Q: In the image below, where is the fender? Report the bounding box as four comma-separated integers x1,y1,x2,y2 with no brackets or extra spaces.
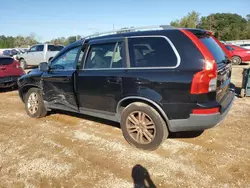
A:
116,96,170,124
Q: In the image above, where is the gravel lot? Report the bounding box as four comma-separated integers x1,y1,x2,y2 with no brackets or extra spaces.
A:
0,65,250,188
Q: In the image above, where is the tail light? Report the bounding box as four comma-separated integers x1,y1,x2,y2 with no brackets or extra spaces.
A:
193,107,219,114
180,29,218,94
12,60,20,69
191,60,217,94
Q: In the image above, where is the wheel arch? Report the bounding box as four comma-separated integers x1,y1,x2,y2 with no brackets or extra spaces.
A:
20,84,42,102
117,96,170,128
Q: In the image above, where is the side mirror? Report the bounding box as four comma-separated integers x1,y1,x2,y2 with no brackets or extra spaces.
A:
39,62,49,72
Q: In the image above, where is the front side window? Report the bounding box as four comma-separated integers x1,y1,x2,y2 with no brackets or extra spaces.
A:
85,43,116,69
37,45,44,52
29,46,38,52
128,37,178,68
50,47,80,70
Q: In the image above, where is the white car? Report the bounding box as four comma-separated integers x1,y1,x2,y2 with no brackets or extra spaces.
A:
240,44,250,50
18,44,64,69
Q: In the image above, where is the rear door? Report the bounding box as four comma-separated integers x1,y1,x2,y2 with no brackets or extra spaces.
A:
41,46,81,112
199,36,232,103
76,38,126,114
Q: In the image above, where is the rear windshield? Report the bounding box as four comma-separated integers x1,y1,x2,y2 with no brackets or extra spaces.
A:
199,36,226,64
0,58,13,65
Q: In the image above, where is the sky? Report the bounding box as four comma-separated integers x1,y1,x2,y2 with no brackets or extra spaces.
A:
0,0,249,42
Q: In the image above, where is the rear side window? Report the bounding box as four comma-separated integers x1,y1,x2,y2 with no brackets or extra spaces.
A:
84,42,124,69
48,45,64,51
199,37,226,64
128,37,178,68
225,45,234,51
0,58,13,65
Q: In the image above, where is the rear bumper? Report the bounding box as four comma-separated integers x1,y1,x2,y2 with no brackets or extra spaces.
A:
0,76,19,88
168,91,235,132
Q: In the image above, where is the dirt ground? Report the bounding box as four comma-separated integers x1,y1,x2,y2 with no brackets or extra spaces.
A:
0,65,250,188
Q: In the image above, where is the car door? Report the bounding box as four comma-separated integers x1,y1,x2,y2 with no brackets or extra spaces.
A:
41,45,82,112
75,38,126,115
26,45,44,65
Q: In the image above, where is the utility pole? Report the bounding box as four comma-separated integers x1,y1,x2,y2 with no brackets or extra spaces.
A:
113,24,115,31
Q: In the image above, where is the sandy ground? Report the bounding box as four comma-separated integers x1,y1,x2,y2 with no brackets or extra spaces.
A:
0,65,250,188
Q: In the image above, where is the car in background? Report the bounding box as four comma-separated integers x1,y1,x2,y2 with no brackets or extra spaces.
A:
224,44,250,65
2,49,19,57
240,44,250,50
0,56,25,88
18,44,64,69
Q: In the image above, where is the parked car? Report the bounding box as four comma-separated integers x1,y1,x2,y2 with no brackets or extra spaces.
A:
0,56,25,88
17,26,234,150
224,44,250,65
240,44,250,50
18,44,64,69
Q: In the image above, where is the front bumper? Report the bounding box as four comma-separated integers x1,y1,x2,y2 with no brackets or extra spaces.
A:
168,91,235,132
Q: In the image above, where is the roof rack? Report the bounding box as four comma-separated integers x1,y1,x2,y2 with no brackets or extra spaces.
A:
83,25,175,40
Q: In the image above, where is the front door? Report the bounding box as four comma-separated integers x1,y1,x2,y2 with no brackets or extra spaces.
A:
27,45,44,65
76,39,126,114
42,46,82,112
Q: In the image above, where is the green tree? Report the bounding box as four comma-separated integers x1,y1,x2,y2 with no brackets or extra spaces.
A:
170,11,200,28
199,13,248,40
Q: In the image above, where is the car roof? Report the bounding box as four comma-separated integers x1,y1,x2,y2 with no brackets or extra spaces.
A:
85,28,207,42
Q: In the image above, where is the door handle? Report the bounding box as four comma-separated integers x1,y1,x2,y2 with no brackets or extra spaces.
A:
107,77,121,84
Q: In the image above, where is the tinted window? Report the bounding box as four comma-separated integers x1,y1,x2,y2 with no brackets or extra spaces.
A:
37,45,44,52
50,47,80,70
200,37,226,64
0,58,13,65
128,37,177,68
85,43,116,69
225,45,234,51
48,45,64,51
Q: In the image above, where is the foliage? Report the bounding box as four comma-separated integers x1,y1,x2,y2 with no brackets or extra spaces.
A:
171,12,250,41
199,13,248,40
0,34,38,48
170,11,200,28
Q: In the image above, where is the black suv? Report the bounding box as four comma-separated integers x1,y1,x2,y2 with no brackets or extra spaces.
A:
18,26,234,150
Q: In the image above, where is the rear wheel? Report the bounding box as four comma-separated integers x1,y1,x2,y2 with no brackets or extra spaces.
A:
20,59,27,69
120,102,168,150
232,56,242,65
25,88,47,118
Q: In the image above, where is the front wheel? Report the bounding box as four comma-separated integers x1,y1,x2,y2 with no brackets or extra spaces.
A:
232,56,242,65
25,88,47,118
120,102,168,150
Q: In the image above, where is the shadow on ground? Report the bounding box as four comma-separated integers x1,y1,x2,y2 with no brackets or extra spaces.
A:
132,164,156,188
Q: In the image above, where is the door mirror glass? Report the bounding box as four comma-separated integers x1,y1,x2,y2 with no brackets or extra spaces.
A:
39,62,49,72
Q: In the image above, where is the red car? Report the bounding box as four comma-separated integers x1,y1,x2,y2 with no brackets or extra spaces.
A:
224,44,250,65
0,56,25,88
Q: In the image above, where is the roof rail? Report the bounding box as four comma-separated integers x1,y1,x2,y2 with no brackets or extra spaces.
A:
83,25,175,39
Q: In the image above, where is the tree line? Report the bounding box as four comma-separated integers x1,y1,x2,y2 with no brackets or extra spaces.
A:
1,12,250,49
171,12,250,40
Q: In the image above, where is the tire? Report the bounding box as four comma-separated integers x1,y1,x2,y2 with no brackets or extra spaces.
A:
120,102,168,150
232,56,242,65
20,59,27,70
24,88,47,118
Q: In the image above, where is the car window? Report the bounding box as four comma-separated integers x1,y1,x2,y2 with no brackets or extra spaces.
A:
48,45,64,51
50,47,81,70
225,45,234,51
30,46,38,52
36,45,44,52
128,37,178,68
84,43,116,69
111,42,124,68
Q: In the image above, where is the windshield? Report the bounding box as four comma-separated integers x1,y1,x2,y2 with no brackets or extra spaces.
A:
199,36,227,64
